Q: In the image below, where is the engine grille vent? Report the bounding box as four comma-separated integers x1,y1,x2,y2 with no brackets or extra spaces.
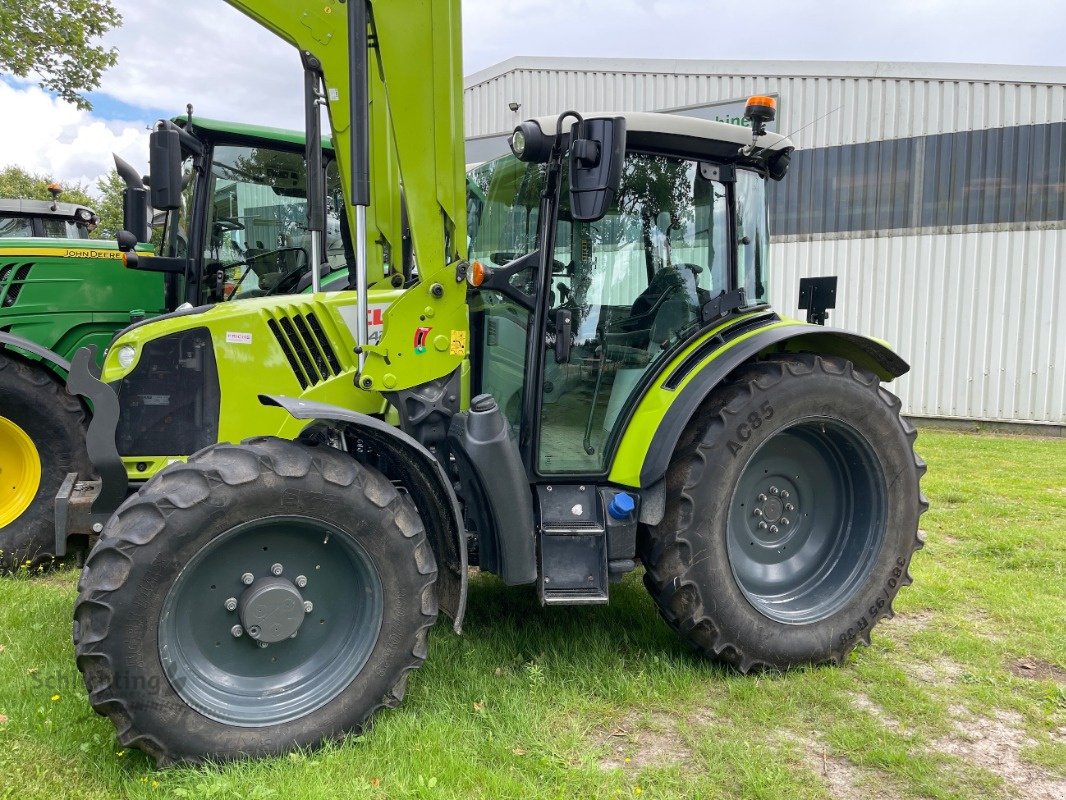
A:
266,308,345,389
1,263,33,307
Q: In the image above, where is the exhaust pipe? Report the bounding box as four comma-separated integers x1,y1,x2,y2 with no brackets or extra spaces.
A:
114,153,148,243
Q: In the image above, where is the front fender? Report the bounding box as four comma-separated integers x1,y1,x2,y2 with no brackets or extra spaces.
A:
614,323,910,489
0,330,72,374
259,394,468,633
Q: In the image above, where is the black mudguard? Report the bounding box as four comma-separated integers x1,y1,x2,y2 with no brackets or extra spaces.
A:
259,394,468,633
0,330,72,373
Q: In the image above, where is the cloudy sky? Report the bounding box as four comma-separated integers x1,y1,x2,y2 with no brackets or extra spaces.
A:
2,0,1063,194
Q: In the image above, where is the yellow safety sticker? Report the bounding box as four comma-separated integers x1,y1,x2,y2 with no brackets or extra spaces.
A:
450,329,467,356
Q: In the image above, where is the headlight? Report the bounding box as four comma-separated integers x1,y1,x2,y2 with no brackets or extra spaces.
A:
117,345,137,369
510,129,526,158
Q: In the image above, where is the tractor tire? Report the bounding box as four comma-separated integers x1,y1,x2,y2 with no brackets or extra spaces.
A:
640,354,926,672
73,436,438,765
0,351,91,572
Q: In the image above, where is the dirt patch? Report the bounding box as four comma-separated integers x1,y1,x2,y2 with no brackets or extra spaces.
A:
780,731,896,800
851,693,904,731
933,707,1066,800
596,710,693,771
1008,658,1066,683
905,656,964,685
882,609,934,635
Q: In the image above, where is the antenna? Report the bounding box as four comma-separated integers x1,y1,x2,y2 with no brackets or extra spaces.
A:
744,105,843,159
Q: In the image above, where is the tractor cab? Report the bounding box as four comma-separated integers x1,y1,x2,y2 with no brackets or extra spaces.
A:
468,112,792,474
116,116,354,310
0,197,98,239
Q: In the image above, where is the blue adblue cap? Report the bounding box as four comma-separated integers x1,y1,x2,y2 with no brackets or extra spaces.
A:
608,492,636,520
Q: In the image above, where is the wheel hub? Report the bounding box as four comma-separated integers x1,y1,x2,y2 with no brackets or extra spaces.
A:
728,419,888,624
749,478,800,545
237,576,307,643
0,416,42,528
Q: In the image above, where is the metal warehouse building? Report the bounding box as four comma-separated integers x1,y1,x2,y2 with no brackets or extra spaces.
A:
463,58,1066,430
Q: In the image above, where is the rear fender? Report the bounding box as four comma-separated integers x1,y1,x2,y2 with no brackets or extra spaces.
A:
260,394,468,632
631,324,909,490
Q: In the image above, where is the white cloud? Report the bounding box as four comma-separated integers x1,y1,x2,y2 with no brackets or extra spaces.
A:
99,0,305,131
2,0,1063,193
0,80,148,195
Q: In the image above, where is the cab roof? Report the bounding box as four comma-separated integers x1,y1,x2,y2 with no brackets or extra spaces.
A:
0,198,96,219
532,110,794,163
178,116,334,151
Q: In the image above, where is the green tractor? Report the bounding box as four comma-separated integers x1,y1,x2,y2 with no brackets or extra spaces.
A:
0,193,99,239
0,108,395,569
65,0,926,766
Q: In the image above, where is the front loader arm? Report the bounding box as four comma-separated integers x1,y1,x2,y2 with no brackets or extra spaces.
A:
222,0,467,283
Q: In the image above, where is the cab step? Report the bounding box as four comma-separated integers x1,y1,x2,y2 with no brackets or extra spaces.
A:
536,485,609,605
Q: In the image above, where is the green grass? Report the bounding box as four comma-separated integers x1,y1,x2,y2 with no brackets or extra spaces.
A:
0,429,1063,799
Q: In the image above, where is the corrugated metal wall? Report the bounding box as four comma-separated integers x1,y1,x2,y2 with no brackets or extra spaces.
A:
464,59,1066,147
772,229,1065,425
464,59,1066,426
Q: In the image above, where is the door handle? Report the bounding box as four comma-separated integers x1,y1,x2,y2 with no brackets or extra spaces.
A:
554,308,572,363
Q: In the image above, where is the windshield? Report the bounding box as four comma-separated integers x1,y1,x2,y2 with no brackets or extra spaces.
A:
203,143,313,299
0,214,89,239
468,155,544,268
0,215,34,238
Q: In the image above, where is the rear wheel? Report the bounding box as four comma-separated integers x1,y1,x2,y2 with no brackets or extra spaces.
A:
73,436,438,765
0,352,90,571
640,354,927,671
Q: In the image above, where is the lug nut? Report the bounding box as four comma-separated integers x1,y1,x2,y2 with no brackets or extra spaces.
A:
271,563,283,576
780,490,790,500
769,486,779,495
758,522,768,530
757,493,767,502
780,517,790,527
241,572,254,585
753,508,763,517
295,575,307,588
258,642,269,649
785,503,795,512
290,632,298,639
303,601,314,613
224,597,237,612
230,625,243,638
769,525,779,534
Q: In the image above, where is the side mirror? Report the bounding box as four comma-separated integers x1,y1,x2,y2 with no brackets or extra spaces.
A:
568,117,626,222
149,127,183,211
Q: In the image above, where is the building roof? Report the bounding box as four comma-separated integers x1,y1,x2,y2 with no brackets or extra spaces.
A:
466,56,1066,90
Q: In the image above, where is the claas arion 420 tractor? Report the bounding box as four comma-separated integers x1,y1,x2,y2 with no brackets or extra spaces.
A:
66,0,926,765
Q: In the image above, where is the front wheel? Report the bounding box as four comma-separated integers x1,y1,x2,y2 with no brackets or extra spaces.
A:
73,437,438,765
640,354,927,671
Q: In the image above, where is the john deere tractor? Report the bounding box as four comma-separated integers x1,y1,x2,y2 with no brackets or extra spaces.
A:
67,0,925,765
0,102,400,568
0,194,99,239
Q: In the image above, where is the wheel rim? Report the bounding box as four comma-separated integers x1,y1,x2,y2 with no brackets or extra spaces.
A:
727,418,887,624
0,416,42,528
159,515,384,727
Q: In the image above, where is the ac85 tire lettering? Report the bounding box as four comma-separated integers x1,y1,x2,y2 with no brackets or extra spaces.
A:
727,400,774,457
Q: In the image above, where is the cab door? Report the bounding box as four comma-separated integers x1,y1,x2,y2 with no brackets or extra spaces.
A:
535,152,732,475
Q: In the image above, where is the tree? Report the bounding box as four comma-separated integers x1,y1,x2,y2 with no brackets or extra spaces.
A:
0,164,96,208
0,164,124,240
0,0,122,111
93,168,126,240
